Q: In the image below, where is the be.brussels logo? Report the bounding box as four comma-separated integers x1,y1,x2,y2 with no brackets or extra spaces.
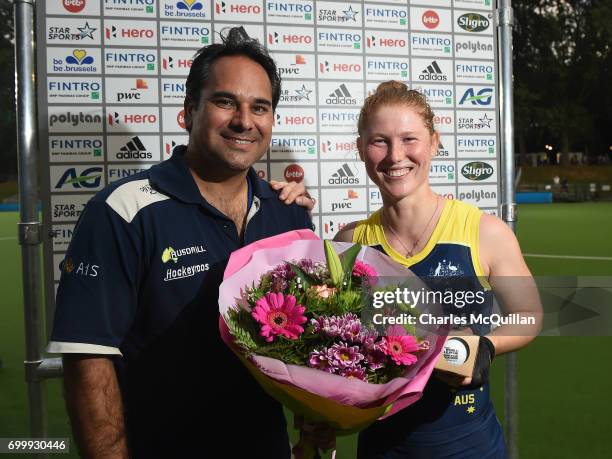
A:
461,162,494,181
53,166,103,190
457,13,491,33
422,10,439,29
67,49,93,65
177,0,204,11
267,1,313,23
48,48,100,74
63,0,86,13
458,87,494,107
161,0,208,18
284,164,304,183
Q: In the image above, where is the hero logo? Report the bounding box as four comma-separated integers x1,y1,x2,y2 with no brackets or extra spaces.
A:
108,112,157,125
276,113,315,126
422,10,439,29
461,162,494,181
419,61,447,81
268,31,312,45
433,115,453,126
116,79,149,102
55,167,102,189
215,2,261,14
63,0,86,13
457,13,490,33
319,61,361,73
177,110,186,129
323,220,347,236
163,56,192,69
105,26,154,39
321,140,356,153
367,36,406,48
284,164,304,183
331,189,359,211
329,164,359,185
458,88,493,106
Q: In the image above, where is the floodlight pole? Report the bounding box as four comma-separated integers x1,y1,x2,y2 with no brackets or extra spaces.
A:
497,0,519,458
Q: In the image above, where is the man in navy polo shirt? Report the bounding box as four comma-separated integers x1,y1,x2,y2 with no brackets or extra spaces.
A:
48,28,312,458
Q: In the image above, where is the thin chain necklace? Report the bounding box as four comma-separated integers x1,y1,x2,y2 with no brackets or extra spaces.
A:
382,195,440,258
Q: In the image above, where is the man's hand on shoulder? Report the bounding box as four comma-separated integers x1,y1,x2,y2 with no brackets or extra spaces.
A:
269,180,316,211
333,221,357,242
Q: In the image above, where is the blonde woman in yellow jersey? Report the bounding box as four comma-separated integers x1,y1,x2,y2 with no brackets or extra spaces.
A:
335,82,541,458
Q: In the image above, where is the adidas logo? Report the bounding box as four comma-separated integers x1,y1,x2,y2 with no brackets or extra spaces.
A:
419,60,447,81
329,163,359,184
117,136,152,160
325,84,357,105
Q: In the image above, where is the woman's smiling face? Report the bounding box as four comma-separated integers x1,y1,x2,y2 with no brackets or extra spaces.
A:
358,104,439,201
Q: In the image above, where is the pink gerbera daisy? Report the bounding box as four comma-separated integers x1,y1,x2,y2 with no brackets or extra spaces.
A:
380,325,420,366
251,292,307,342
352,261,378,285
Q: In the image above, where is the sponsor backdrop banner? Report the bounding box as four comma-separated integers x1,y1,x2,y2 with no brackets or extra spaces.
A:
37,0,500,303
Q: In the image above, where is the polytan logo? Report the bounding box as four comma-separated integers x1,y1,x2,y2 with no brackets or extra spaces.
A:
51,165,104,192
317,28,362,53
104,20,156,45
108,164,152,183
429,161,455,184
411,33,452,57
271,53,314,79
46,18,100,45
48,48,100,74
163,135,189,157
107,135,160,161
457,135,496,158
106,107,160,133
322,189,366,213
266,1,313,24
270,135,317,159
279,81,316,106
320,135,358,160
160,50,194,76
318,81,362,106
104,0,156,17
366,57,408,80
161,0,210,18
104,49,156,75
48,77,101,103
457,87,494,107
160,22,210,47
161,79,187,103
266,27,315,52
49,136,104,162
456,12,491,33
274,108,317,133
459,161,495,182
364,4,408,29
321,162,365,186
456,111,496,133
458,185,498,207
317,55,363,80
412,84,454,108
317,2,362,27
162,106,187,132
366,31,408,55
455,61,494,84
435,135,456,159
51,195,92,222
319,109,360,133
413,58,454,82
455,36,494,58
105,78,158,104
433,110,454,134
214,0,263,21
48,107,103,133
422,10,439,29
284,164,304,183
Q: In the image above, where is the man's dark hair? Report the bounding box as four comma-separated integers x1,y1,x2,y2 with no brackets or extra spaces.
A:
185,27,281,111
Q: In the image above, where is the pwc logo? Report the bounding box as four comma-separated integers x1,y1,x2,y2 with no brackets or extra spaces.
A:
422,10,439,29
284,164,304,183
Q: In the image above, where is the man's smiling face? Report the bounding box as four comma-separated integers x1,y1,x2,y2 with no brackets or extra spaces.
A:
185,55,274,172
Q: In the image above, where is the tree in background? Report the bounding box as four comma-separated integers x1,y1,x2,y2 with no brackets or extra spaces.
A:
0,0,16,179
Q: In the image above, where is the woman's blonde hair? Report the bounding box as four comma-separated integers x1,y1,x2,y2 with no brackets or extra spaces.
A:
357,81,436,135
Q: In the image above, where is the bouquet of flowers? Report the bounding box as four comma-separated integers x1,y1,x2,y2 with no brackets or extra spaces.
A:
219,230,446,458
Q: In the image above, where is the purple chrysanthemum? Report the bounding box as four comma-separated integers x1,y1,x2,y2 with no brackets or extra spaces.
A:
308,348,334,373
311,313,364,342
328,342,364,369
340,367,367,381
363,340,387,370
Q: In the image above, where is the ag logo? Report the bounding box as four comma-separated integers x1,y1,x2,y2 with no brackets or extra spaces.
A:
55,167,102,189
461,162,494,181
459,88,493,106
162,247,178,263
457,13,490,32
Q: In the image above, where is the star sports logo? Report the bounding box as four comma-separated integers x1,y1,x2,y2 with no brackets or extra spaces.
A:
295,85,312,101
341,6,358,22
77,22,96,40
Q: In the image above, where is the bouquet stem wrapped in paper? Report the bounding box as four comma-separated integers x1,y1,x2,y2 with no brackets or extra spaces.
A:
219,230,446,458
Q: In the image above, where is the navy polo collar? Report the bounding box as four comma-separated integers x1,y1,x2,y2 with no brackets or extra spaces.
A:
148,145,274,204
